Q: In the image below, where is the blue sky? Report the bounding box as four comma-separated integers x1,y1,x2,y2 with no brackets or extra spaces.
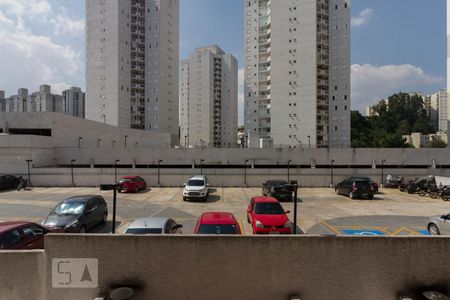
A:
0,0,446,122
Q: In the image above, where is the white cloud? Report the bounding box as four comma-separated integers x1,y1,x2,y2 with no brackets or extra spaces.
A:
351,8,374,28
51,14,85,36
351,64,445,112
0,0,83,95
238,68,244,126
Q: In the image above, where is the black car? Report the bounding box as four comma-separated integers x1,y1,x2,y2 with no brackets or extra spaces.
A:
262,180,294,202
42,196,108,233
335,178,374,200
0,175,20,191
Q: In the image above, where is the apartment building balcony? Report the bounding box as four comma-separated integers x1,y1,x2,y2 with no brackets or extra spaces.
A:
258,84,271,91
258,110,271,119
318,80,328,87
258,28,271,37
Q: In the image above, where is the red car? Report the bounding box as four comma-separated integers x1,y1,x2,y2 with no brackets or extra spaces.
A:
0,221,62,250
118,176,147,193
194,212,242,234
247,196,292,234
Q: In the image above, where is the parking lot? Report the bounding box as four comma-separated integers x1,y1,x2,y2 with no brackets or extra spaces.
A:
1,186,450,235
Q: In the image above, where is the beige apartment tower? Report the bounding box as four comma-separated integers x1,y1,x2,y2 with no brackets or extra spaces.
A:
180,46,238,148
86,0,179,143
244,0,351,148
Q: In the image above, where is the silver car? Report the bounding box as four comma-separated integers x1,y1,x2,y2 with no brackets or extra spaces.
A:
427,213,450,235
124,217,183,234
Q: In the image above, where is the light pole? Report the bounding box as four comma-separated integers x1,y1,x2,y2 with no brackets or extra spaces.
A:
200,159,205,175
114,159,120,183
287,160,292,182
112,140,116,149
124,135,128,148
135,142,139,149
157,160,162,187
330,159,335,188
78,137,82,149
184,135,188,148
99,184,119,234
381,159,386,187
26,159,33,187
307,135,311,148
291,181,299,234
97,139,101,148
244,160,249,187
99,114,106,124
70,159,76,186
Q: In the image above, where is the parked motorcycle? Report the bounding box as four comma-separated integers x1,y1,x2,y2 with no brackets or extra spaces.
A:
16,176,28,191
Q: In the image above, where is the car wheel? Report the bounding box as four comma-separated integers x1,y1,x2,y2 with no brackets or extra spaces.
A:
368,195,374,200
183,197,187,202
349,192,355,199
443,194,450,202
118,189,122,193
418,190,427,197
79,226,87,234
203,196,208,202
428,224,440,235
101,213,108,224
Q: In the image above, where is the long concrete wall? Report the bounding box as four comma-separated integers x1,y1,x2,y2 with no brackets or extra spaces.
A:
22,166,450,187
2,235,450,299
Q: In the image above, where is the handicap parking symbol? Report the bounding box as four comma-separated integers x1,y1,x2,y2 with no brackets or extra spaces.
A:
341,229,386,236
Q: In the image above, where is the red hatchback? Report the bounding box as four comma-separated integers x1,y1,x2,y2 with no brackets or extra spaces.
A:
0,221,62,250
194,212,242,234
247,197,292,234
118,176,147,193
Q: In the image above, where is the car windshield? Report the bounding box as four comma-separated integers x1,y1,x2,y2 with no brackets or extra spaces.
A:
119,178,132,183
125,228,163,234
271,181,288,186
52,202,85,216
187,180,205,187
255,202,285,215
198,224,238,234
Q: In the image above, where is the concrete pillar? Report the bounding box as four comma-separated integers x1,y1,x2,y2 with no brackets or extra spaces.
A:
3,121,8,134
372,160,376,169
90,159,95,169
310,159,316,169
432,159,437,169
132,159,136,169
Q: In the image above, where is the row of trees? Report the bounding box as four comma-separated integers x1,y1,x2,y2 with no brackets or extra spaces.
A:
351,92,447,148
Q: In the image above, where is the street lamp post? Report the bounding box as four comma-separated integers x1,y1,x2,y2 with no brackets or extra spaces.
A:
70,159,76,186
99,184,119,234
78,137,82,149
112,140,116,149
184,135,188,148
135,142,139,149
287,160,292,182
244,160,249,187
97,139,101,148
291,181,299,234
157,160,163,187
114,159,120,183
381,159,386,187
200,159,205,175
307,135,311,148
125,135,128,148
330,159,335,188
26,159,33,187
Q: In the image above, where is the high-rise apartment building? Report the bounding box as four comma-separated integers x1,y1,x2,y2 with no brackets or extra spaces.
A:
86,0,179,143
6,88,29,112
244,0,351,148
447,1,450,146
28,85,63,113
424,90,448,133
0,91,5,112
180,46,238,148
62,87,86,118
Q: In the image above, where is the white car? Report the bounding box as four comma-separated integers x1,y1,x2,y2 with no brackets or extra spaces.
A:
428,213,450,235
183,175,209,202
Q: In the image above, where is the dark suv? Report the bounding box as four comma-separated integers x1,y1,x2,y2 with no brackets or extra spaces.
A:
335,178,374,200
262,180,293,202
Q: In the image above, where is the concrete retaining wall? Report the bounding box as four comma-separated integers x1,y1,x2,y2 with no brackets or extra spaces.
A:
0,250,46,300
22,166,450,187
42,235,450,300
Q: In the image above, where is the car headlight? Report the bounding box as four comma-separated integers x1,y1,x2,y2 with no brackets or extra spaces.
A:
255,220,264,228
66,219,80,228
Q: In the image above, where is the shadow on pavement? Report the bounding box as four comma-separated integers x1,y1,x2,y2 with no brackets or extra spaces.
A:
90,221,122,234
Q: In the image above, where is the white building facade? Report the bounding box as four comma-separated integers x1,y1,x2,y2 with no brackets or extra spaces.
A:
63,87,85,118
86,0,179,144
180,46,238,148
27,85,63,113
447,0,450,147
244,0,351,148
